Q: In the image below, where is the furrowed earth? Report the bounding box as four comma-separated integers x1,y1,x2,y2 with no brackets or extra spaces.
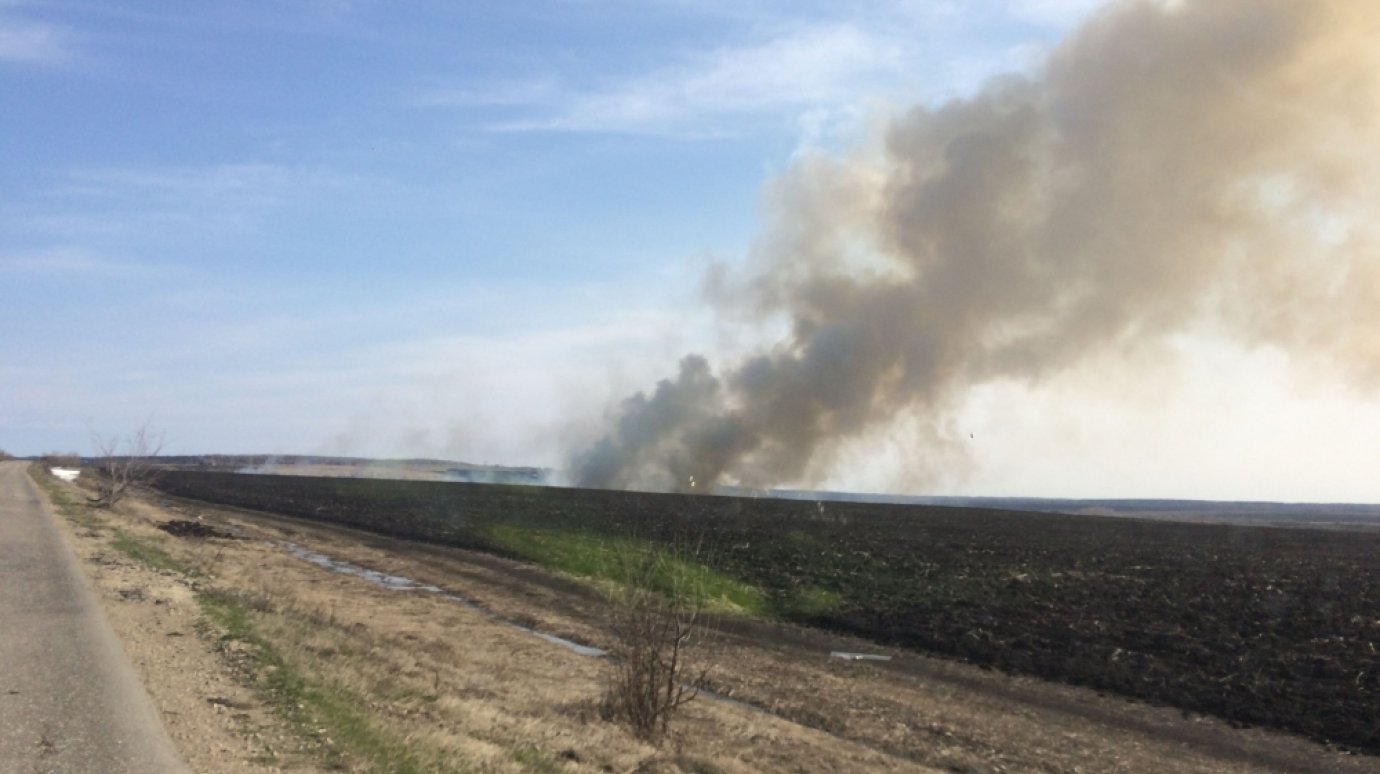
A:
150,470,1380,759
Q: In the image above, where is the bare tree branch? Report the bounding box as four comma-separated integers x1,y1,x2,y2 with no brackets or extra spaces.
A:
89,421,165,507
600,542,713,743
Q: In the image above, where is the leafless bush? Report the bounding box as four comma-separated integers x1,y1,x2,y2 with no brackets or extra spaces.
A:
89,423,165,507
0,449,13,461
41,451,81,467
600,545,712,743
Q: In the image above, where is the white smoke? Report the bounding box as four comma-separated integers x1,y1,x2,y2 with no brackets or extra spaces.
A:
572,0,1380,493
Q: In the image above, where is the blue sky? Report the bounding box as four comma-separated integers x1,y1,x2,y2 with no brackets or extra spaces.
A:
6,1,1379,502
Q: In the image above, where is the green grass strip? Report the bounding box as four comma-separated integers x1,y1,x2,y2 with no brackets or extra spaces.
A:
110,529,191,575
197,589,445,774
480,524,771,616
782,585,844,617
511,745,565,773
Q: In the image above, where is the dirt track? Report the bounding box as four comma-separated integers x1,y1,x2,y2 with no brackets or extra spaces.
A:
144,488,1380,773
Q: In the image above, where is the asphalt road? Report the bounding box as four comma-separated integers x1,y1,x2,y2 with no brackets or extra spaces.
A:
0,461,186,773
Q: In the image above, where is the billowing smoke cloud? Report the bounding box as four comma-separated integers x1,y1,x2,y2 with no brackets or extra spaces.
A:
572,0,1380,493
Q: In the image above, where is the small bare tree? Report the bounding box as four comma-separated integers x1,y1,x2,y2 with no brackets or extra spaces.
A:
600,545,712,743
89,423,165,507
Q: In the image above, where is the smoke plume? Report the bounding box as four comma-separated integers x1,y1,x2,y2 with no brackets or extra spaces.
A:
572,0,1380,493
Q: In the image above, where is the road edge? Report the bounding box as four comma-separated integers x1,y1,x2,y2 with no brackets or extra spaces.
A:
19,463,191,773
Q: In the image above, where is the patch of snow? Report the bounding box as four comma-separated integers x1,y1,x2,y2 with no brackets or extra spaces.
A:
50,467,80,482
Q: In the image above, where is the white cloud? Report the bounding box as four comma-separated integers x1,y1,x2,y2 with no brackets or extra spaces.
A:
645,24,898,110
412,77,560,109
1004,0,1115,26
0,17,70,64
423,2,1117,137
478,23,908,135
11,162,350,238
0,246,155,276
57,163,296,206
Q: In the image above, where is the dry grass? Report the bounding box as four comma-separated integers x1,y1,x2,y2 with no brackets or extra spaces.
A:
188,537,653,772
46,470,1362,774
163,506,939,773
35,475,855,771
33,463,949,772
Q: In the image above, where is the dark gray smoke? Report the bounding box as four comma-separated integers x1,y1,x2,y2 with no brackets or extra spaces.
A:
572,0,1380,492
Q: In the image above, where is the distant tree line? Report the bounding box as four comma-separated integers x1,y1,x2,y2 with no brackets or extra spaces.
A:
41,451,82,466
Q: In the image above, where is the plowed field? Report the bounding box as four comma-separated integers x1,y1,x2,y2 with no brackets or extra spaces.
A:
153,470,1380,754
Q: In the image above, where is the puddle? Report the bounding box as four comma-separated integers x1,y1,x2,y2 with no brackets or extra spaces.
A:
285,543,442,591
696,686,762,713
515,627,608,658
830,651,893,662
281,542,605,657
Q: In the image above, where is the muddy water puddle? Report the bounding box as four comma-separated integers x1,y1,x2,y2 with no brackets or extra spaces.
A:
281,541,609,658
830,651,892,662
285,542,444,592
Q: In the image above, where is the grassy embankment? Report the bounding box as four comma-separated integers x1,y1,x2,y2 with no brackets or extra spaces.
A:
479,524,771,616
28,465,447,773
478,522,852,624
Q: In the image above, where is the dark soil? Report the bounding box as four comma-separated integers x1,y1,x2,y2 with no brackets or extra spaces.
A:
157,519,239,540
153,470,1380,754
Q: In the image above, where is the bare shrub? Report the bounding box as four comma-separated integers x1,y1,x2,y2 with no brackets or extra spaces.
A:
0,449,13,461
600,544,712,743
90,423,165,507
41,451,81,467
